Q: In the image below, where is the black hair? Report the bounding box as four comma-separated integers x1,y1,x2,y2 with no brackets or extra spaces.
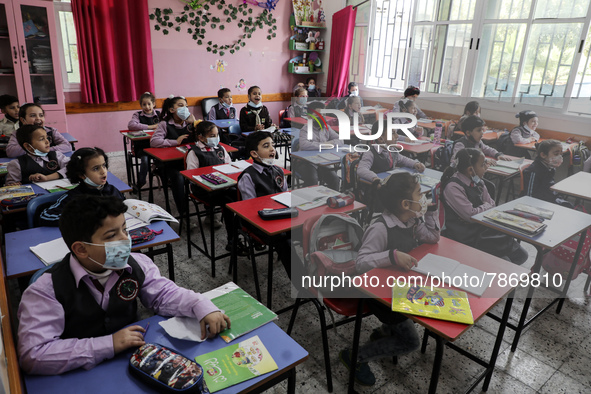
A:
0,94,18,110
66,147,109,184
440,148,484,193
379,172,419,214
516,110,537,127
16,124,44,148
397,98,415,112
247,86,261,96
347,82,358,92
59,195,128,251
245,131,273,157
217,88,231,99
190,120,217,142
307,100,326,113
463,101,480,116
306,77,316,85
346,95,361,107
461,115,486,133
139,92,155,104
535,139,561,156
404,86,421,98
18,103,43,122
160,96,186,121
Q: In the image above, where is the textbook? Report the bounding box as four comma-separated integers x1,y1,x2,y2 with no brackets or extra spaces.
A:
0,185,35,199
392,284,474,324
124,199,178,230
291,185,340,211
34,178,76,193
483,210,547,235
0,162,7,175
411,253,492,297
195,335,277,392
419,175,440,188
210,286,277,343
30,237,69,266
492,158,524,170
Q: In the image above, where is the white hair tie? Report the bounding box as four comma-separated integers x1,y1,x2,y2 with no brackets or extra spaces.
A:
144,91,151,95
168,94,175,99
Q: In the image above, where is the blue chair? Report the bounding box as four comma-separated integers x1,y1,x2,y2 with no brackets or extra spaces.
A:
228,124,242,135
26,191,67,228
28,264,54,286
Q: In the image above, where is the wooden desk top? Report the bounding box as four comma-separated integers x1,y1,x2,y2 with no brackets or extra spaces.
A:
471,196,591,249
550,171,591,201
358,237,528,341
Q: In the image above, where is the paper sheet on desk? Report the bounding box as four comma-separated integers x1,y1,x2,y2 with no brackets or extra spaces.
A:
158,317,208,342
34,178,75,192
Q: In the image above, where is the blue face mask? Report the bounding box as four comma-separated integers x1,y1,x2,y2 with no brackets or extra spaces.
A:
85,237,132,270
206,136,220,148
308,84,316,90
221,102,232,109
248,100,262,108
297,97,307,106
176,106,190,120
472,175,482,184
84,176,102,188
33,148,48,157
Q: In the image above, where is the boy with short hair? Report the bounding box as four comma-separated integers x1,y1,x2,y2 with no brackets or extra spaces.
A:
0,94,19,137
17,195,230,375
208,88,236,121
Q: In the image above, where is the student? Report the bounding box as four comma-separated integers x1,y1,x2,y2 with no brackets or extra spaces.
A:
127,92,160,190
151,95,196,214
344,96,366,125
452,115,508,161
239,86,275,132
341,172,438,386
186,121,246,253
393,99,424,139
455,100,480,132
5,124,70,185
521,139,572,207
0,94,19,137
392,86,427,119
503,110,540,158
306,77,321,97
237,131,302,281
441,148,528,264
337,82,364,109
296,101,343,190
39,147,125,227
286,87,308,119
17,195,230,375
6,103,72,158
207,88,236,121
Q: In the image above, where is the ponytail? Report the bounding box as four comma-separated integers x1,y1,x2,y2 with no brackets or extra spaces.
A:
160,95,185,121
440,148,483,195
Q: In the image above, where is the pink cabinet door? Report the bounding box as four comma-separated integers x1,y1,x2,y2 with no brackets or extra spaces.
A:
0,0,27,102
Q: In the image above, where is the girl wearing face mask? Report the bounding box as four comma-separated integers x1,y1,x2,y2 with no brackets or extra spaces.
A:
39,147,125,227
286,87,308,119
441,148,528,264
305,77,321,97
521,140,573,207
239,86,276,132
342,172,439,385
150,95,195,148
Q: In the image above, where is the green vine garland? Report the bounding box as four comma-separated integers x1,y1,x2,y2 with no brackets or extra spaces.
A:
149,0,278,56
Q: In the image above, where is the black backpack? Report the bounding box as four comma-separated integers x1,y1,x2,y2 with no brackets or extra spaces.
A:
497,130,515,155
432,140,455,171
571,141,590,174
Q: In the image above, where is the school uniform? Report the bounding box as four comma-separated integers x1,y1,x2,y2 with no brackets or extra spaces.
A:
0,115,18,137
239,104,272,133
6,126,72,158
207,103,236,121
392,100,427,119
127,110,160,131
286,103,307,119
307,86,322,97
297,123,343,190
392,116,421,139
451,136,499,197
502,126,540,158
39,182,125,227
5,151,69,185
344,108,366,125
17,252,220,375
128,110,160,187
356,145,419,182
521,157,568,205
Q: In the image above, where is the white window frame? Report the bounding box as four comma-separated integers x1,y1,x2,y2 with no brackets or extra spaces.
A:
53,0,80,92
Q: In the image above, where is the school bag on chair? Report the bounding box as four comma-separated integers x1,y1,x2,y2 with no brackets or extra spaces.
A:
570,141,590,174
432,140,454,171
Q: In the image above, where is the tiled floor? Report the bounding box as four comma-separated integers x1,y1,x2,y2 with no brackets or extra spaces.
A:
8,151,591,393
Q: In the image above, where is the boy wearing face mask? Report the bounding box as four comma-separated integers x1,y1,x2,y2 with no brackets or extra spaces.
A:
207,88,236,121
17,195,231,375
5,124,70,185
305,77,321,97
239,86,276,133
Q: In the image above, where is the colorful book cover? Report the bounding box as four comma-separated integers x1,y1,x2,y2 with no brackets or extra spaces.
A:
392,284,474,324
514,203,554,220
196,336,278,392
483,210,547,235
0,185,35,199
211,288,277,343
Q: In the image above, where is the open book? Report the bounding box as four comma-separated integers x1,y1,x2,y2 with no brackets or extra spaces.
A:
411,253,493,297
30,237,69,266
34,178,76,193
492,158,524,170
483,210,547,235
124,199,178,230
289,186,341,210
213,160,252,175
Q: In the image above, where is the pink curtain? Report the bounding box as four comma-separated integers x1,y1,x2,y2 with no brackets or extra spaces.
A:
326,6,357,97
72,0,154,104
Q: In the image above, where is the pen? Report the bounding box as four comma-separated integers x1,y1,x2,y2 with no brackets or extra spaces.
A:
143,323,150,338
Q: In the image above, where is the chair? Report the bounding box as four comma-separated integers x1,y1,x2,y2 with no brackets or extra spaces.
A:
29,264,53,286
228,124,242,135
26,191,67,228
200,97,219,119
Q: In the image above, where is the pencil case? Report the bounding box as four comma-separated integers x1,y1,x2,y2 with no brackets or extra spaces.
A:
258,207,298,220
504,209,544,223
129,226,163,245
0,194,41,208
201,173,228,185
129,343,209,393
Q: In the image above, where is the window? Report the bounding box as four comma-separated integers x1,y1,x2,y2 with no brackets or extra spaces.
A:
363,0,591,115
348,0,371,85
54,0,80,91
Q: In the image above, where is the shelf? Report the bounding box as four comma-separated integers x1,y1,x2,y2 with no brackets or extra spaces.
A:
291,48,324,52
289,71,324,75
295,24,326,29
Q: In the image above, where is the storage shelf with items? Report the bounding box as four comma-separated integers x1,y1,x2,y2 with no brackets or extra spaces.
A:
288,14,325,75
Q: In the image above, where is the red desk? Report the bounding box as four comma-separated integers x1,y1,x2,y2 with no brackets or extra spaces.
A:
226,192,365,307
348,237,528,394
283,116,308,125
398,140,436,158
121,130,155,200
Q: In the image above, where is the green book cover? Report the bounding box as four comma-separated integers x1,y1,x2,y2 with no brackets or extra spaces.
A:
211,288,277,343
196,335,278,392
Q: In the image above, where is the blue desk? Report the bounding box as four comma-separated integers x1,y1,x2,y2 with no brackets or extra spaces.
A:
359,167,443,193
290,148,346,166
61,132,78,150
210,119,239,128
5,221,180,281
23,317,308,394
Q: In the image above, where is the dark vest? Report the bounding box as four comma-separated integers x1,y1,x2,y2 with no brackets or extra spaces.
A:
290,105,305,118
138,110,160,126
453,136,477,151
237,164,285,198
368,145,395,174
213,104,236,120
165,122,188,140
376,216,419,253
49,254,145,339
18,151,59,184
442,177,484,244
189,144,225,167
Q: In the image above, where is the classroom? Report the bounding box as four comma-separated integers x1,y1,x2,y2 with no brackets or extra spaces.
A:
1,0,591,393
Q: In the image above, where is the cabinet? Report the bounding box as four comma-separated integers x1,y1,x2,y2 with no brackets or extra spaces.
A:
0,0,67,132
288,17,325,76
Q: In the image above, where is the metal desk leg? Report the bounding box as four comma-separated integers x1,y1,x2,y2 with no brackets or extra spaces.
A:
428,335,446,394
231,216,239,283
287,368,296,394
482,294,514,391
148,156,154,203
185,180,192,258
166,244,175,282
123,136,132,192
347,299,365,394
209,208,216,277
267,246,274,308
557,230,587,313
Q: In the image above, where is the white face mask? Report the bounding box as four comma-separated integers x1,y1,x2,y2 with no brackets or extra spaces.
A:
248,100,263,108
297,97,307,106
261,157,275,166
406,194,428,218
548,155,563,168
83,237,132,270
176,106,190,120
206,136,220,148
350,90,358,96
308,84,316,90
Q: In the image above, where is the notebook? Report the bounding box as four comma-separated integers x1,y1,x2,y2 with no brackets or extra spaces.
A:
30,238,69,266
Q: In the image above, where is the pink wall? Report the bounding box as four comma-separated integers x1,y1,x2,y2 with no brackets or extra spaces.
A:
65,0,304,153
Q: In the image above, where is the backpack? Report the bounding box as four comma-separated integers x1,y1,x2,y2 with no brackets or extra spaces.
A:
497,130,513,155
432,140,455,171
340,152,361,193
570,141,590,174
279,106,291,128
304,214,365,295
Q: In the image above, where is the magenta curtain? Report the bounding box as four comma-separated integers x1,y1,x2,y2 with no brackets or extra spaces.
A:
326,6,357,97
72,0,154,103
